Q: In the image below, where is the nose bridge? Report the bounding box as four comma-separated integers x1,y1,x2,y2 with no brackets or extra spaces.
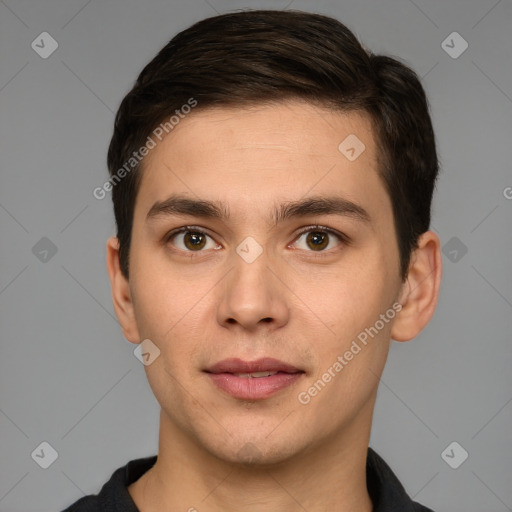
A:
217,235,288,330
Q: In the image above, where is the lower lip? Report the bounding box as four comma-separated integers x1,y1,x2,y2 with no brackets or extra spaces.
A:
206,372,304,400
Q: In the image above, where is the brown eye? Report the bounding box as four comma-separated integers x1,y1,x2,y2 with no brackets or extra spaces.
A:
292,226,344,253
183,232,207,251
305,231,329,251
166,228,220,252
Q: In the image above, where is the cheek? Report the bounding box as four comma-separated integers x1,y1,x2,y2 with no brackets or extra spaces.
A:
302,318,392,429
130,259,215,372
131,274,172,336
130,269,186,356
299,260,388,340
296,249,396,381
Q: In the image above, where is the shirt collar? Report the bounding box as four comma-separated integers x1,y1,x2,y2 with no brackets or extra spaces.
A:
112,447,433,512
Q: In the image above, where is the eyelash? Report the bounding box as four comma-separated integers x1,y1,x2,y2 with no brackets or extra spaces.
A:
163,224,350,256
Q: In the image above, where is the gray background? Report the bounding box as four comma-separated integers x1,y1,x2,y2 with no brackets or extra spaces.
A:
0,0,511,510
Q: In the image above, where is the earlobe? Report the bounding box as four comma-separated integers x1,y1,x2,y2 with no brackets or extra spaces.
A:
391,230,442,342
105,236,141,344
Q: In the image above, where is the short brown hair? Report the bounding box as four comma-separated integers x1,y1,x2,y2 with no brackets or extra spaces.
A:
107,9,439,281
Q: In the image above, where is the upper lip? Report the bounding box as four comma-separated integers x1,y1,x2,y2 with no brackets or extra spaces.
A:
205,357,303,374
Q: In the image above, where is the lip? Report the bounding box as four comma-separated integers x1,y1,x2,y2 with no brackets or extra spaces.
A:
204,358,305,400
206,357,302,374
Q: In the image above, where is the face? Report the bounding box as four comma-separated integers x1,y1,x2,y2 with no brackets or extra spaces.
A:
117,101,407,464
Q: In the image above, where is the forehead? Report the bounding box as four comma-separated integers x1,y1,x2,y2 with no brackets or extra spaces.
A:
152,101,376,158
134,100,390,227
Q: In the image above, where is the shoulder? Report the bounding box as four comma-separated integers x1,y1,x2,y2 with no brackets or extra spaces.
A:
60,455,157,512
366,447,436,512
62,494,102,511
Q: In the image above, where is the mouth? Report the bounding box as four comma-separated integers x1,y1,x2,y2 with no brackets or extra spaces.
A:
204,358,305,400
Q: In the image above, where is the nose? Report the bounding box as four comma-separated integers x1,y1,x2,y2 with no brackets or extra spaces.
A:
216,242,290,333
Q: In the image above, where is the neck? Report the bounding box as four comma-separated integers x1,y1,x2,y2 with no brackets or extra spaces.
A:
129,407,374,512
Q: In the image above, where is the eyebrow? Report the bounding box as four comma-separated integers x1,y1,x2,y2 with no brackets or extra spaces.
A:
146,194,372,227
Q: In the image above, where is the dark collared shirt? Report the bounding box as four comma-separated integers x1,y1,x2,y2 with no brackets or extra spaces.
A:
62,447,435,511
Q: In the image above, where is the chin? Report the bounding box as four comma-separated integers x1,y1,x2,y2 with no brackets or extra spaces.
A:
201,430,306,468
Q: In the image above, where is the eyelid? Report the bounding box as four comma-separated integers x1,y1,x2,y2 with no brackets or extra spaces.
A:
165,225,213,240
291,224,350,245
164,225,219,247
164,224,350,252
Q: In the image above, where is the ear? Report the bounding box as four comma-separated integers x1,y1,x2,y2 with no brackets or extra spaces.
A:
391,230,442,342
106,236,141,344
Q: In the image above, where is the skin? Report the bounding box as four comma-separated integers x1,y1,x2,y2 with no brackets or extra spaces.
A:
106,100,442,512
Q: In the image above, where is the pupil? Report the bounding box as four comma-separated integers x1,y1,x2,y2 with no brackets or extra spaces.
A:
186,232,205,249
308,232,327,250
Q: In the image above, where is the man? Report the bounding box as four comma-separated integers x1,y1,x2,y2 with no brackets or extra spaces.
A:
66,9,442,511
